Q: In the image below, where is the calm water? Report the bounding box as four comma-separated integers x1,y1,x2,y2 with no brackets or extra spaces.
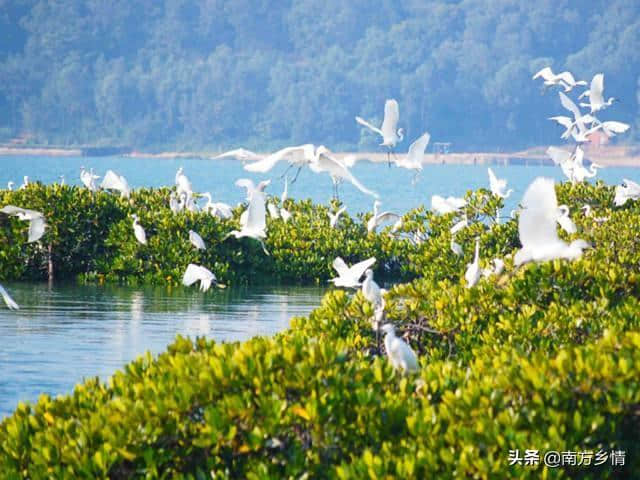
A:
0,282,325,417
1,155,639,417
2,155,639,214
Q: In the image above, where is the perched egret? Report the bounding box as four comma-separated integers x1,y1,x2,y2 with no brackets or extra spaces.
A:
450,238,463,256
0,283,19,310
464,237,481,288
329,257,376,288
101,170,131,198
487,168,513,198
514,178,590,266
80,167,99,191
7,181,14,191
367,200,401,233
267,202,280,219
182,264,217,292
581,205,609,223
381,323,419,374
131,214,147,245
328,206,346,228
355,99,404,165
571,146,601,183
362,269,382,307
175,167,193,197
189,230,206,250
431,195,466,215
0,205,47,242
556,205,577,234
201,192,233,219
19,176,29,190
579,73,616,113
482,258,505,278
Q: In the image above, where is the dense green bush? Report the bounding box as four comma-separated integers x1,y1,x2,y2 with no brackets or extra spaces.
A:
2,181,640,478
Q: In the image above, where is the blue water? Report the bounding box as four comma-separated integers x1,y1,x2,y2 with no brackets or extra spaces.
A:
0,282,325,417
1,155,638,214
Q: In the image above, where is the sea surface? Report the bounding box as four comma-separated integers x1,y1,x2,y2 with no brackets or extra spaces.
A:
1,155,638,417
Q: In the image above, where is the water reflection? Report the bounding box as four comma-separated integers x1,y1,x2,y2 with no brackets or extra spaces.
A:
0,282,325,417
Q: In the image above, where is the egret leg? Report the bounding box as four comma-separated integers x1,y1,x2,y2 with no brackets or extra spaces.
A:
280,163,294,179
411,170,420,186
290,166,303,184
258,239,270,256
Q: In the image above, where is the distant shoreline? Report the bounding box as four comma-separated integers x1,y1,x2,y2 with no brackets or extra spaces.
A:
1,145,638,167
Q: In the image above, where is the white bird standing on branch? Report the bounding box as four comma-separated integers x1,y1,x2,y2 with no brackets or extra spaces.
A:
355,99,404,166
328,206,346,228
381,323,419,374
465,237,481,288
182,264,217,292
514,177,590,266
329,257,376,288
225,179,269,255
614,179,640,206
101,170,131,198
0,283,19,310
0,205,47,243
131,214,147,245
361,268,382,308
80,167,100,191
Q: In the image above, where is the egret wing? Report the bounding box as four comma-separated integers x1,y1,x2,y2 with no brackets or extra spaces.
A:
559,92,581,120
182,264,204,287
519,178,560,249
589,73,604,106
355,116,383,136
402,131,430,168
348,257,377,283
380,99,399,139
332,257,350,277
28,216,46,243
0,283,19,310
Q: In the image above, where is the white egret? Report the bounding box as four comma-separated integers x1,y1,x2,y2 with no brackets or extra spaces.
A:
80,167,99,191
556,206,577,234
0,283,19,310
214,148,264,163
546,146,575,182
571,146,601,183
395,131,430,176
514,177,590,266
182,264,217,292
598,121,630,138
328,206,346,228
487,168,513,198
201,193,233,219
431,195,466,215
465,237,481,288
310,146,378,199
7,181,14,191
267,202,280,219
19,176,29,190
579,73,616,113
101,170,131,198
169,192,181,213
279,177,292,221
355,99,404,165
329,257,376,288
131,214,147,245
581,205,609,223
243,144,314,182
367,200,401,233
381,323,419,374
175,167,193,197
532,67,586,92
614,179,640,206
450,215,468,235
0,205,47,242
225,179,269,254
362,269,382,307
189,230,206,250
450,238,463,256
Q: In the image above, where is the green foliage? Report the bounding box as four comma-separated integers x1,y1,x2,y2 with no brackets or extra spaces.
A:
2,181,640,478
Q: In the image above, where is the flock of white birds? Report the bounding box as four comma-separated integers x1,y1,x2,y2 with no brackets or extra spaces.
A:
0,66,636,374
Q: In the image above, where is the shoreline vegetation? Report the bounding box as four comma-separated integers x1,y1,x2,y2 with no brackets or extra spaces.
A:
1,144,640,167
1,181,640,477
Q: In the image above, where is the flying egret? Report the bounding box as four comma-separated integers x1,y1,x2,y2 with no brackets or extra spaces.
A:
243,144,315,182
367,200,401,233
381,323,419,374
328,206,346,228
0,205,47,242
80,167,99,191
225,179,269,254
329,257,376,288
579,73,616,113
487,168,513,198
0,283,19,310
431,195,466,215
189,230,206,250
182,264,217,292
395,131,430,179
214,148,264,163
310,146,379,199
465,237,481,288
514,177,590,266
571,146,601,183
614,179,640,206
362,269,382,308
101,170,131,198
532,67,586,92
598,121,630,138
482,258,505,278
355,99,404,165
131,214,147,245
546,146,576,182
